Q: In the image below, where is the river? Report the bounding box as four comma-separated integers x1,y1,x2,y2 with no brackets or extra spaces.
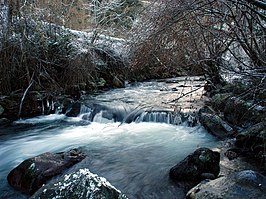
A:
0,77,218,199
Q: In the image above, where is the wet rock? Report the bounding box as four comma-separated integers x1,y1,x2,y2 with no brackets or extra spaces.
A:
224,97,266,127
57,96,74,114
88,103,128,122
30,168,128,199
0,97,18,120
199,111,234,139
198,106,215,115
171,87,178,91
186,170,266,199
65,102,82,117
0,118,11,126
224,148,242,160
235,122,266,161
7,149,86,195
169,148,220,182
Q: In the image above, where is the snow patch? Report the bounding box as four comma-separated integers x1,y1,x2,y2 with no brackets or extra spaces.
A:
29,163,35,170
51,168,124,197
0,4,8,47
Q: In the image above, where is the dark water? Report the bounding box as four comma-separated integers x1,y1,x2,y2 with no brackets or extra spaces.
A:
0,78,218,199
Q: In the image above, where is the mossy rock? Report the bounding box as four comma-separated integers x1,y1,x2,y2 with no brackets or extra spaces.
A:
211,93,232,111
235,122,266,150
199,112,234,139
221,82,249,94
224,97,266,127
169,148,220,182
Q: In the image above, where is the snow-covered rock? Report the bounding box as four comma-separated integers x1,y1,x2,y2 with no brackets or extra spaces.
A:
30,168,128,199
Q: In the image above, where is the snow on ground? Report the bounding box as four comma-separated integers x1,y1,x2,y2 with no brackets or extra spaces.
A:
0,3,8,48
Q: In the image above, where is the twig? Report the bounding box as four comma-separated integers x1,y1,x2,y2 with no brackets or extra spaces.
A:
18,73,34,118
167,86,204,103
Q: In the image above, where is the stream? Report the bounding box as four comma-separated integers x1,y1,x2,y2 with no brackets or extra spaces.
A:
0,77,218,199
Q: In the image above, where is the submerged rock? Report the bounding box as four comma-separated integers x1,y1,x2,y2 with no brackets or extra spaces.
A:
30,168,128,199
186,170,266,199
169,148,220,182
7,149,86,195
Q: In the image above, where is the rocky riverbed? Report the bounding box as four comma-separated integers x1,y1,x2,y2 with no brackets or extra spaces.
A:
1,77,265,198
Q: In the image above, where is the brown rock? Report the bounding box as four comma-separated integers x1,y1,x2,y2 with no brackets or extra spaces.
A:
7,148,86,195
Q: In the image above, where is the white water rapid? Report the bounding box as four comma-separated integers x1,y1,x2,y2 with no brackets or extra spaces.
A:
0,77,218,199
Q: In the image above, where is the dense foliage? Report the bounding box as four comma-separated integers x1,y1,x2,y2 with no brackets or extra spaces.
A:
0,0,265,103
129,0,265,85
0,0,141,96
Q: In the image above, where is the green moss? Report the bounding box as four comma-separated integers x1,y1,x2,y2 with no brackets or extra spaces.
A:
199,153,211,163
211,93,232,111
0,105,4,115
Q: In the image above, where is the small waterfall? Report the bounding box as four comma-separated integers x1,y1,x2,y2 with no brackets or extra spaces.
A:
80,104,92,114
133,111,197,126
79,105,93,121
71,103,198,126
135,111,176,124
93,110,114,123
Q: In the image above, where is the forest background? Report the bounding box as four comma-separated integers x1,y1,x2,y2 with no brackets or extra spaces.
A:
0,0,265,119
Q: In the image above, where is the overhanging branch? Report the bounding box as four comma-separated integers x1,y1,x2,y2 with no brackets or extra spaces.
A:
245,0,266,10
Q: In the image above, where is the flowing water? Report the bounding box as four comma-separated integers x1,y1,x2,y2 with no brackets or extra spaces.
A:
0,77,218,199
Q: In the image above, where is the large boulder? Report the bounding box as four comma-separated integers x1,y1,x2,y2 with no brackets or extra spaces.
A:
224,97,266,127
30,168,128,199
169,148,220,182
186,170,266,199
7,149,86,195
